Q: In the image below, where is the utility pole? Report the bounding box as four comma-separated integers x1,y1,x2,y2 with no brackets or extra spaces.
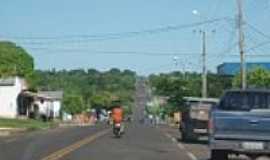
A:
237,0,246,89
201,30,207,98
192,10,209,98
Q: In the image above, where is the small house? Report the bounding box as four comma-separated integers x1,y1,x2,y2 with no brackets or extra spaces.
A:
0,77,28,118
35,91,63,119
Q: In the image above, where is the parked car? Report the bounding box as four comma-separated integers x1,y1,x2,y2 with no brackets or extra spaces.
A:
180,97,219,142
209,89,270,160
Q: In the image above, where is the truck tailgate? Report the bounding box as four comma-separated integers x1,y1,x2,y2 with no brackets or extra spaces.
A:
213,111,270,141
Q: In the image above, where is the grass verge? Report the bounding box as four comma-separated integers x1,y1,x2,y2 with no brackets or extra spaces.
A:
0,118,57,130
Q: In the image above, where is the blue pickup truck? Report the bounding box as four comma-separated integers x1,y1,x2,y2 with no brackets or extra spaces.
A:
209,89,270,160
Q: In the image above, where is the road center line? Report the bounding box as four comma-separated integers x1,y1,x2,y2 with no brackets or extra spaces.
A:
41,129,110,160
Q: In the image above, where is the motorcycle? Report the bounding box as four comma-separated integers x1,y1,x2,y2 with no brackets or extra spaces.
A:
113,122,123,138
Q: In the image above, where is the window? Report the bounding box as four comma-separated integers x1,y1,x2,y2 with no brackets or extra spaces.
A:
219,92,270,111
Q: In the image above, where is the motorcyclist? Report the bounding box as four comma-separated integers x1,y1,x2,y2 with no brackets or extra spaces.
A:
112,105,124,134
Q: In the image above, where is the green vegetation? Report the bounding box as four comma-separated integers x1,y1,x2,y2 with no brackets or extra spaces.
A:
145,98,162,116
63,95,86,115
0,41,34,78
149,72,233,115
31,68,136,115
0,41,136,117
0,118,56,130
233,67,270,88
149,68,270,116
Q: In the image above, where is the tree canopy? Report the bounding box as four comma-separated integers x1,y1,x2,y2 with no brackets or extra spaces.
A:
32,68,136,115
233,67,270,88
149,72,232,114
0,41,34,77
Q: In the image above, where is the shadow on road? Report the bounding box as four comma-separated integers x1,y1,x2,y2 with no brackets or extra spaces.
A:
177,138,209,145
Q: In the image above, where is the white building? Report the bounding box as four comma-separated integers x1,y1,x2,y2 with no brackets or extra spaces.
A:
0,76,63,120
0,77,27,118
35,91,63,119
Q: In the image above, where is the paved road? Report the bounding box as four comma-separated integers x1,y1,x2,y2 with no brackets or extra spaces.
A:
61,79,197,160
0,79,200,160
0,79,251,160
0,124,108,160
63,123,193,160
0,79,254,160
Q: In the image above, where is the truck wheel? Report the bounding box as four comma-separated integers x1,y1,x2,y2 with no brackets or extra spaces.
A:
182,131,195,142
181,131,189,142
211,150,228,160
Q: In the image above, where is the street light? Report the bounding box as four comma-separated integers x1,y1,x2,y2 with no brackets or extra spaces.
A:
192,9,199,16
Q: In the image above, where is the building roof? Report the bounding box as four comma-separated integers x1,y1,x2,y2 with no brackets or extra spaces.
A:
183,97,219,103
37,91,63,100
0,77,15,86
217,62,270,76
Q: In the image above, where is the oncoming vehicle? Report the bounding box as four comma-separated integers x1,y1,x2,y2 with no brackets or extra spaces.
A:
180,97,219,142
209,89,270,160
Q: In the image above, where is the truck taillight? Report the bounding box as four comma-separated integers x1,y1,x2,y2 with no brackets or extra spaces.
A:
208,118,214,134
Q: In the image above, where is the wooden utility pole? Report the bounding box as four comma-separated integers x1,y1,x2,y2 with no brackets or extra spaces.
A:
237,0,246,89
201,30,207,98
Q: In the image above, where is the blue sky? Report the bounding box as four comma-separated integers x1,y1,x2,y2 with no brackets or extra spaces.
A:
1,0,270,75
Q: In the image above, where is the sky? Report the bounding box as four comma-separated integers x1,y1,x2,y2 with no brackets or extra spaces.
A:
1,0,270,75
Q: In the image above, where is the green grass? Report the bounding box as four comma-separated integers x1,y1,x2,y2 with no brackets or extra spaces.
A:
0,118,56,130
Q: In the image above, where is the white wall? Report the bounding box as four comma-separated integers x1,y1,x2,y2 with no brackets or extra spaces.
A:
0,77,25,118
36,100,61,118
53,100,61,118
0,86,18,118
36,100,52,117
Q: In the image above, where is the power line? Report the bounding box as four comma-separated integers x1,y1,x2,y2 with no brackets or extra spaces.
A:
247,23,270,41
246,40,270,52
27,47,270,57
29,48,203,56
245,30,267,54
245,22,270,52
0,17,230,44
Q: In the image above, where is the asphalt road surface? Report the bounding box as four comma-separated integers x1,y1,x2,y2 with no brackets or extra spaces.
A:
0,80,252,160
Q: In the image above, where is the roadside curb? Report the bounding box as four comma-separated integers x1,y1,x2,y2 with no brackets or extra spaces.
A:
59,123,95,128
0,128,27,137
0,123,59,137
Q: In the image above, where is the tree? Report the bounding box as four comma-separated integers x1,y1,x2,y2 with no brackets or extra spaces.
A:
0,41,34,77
146,98,162,116
233,67,270,88
123,104,133,115
90,91,113,109
207,74,232,97
33,68,136,114
62,95,86,115
149,72,233,116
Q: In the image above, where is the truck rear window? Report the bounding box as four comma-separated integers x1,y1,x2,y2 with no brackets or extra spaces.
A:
218,92,270,111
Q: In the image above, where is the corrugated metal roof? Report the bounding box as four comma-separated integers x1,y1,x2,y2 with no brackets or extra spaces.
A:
183,97,219,103
37,91,63,100
0,77,15,86
217,62,270,76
